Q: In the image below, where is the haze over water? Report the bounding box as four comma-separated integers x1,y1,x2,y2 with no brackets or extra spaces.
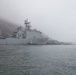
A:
0,0,76,42
0,45,76,75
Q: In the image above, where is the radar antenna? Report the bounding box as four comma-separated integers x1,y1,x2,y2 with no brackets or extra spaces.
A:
24,19,31,30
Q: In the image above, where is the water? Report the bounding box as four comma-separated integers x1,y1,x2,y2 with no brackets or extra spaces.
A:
0,45,76,75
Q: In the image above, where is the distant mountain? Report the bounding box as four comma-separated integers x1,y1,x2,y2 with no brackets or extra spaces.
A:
0,19,18,37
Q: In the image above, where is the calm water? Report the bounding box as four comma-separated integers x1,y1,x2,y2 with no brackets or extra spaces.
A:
0,45,76,75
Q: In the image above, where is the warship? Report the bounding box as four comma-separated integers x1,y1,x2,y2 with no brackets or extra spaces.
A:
0,19,48,45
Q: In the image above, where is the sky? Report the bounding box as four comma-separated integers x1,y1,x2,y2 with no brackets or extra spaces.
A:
0,0,76,42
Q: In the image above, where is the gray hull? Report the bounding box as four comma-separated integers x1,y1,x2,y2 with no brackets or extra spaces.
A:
0,38,47,45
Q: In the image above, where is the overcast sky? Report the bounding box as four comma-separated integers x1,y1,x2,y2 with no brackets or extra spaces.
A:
0,0,76,42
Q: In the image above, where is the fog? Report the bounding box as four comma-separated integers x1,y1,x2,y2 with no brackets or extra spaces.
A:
0,0,76,42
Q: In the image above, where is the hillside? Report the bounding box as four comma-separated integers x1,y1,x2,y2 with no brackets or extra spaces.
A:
0,19,18,37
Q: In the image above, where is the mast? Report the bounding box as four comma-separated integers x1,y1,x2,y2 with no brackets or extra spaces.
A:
24,19,31,30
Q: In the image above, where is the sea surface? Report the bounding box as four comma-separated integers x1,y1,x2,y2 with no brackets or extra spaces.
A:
0,45,76,75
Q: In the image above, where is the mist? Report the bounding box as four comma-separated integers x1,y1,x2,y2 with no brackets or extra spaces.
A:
0,0,76,42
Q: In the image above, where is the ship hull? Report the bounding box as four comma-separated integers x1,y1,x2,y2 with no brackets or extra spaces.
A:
0,38,47,45
0,38,29,45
